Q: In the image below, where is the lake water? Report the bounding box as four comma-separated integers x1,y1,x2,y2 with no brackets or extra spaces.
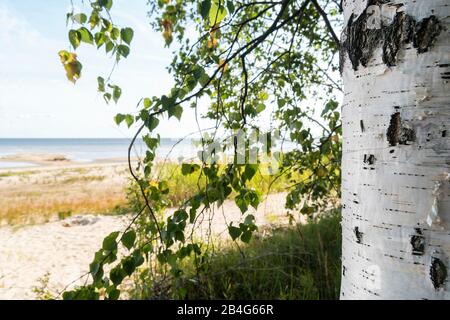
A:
0,138,296,169
0,138,197,169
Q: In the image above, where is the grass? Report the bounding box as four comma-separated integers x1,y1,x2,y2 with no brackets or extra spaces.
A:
0,170,39,178
129,162,299,208
60,175,106,184
133,211,342,300
0,165,129,225
0,161,300,225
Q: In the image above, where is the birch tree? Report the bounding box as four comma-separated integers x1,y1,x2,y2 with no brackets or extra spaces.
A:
57,0,450,300
340,0,450,299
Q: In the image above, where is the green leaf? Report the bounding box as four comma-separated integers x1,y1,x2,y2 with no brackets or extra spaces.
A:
97,76,105,92
240,231,252,243
161,95,175,110
102,18,112,32
256,103,266,114
226,1,235,14
122,258,136,276
114,114,125,125
89,260,103,283
181,163,200,175
89,11,100,29
169,105,183,120
146,116,159,131
110,27,120,40
121,27,134,45
107,287,120,300
228,225,242,241
200,0,211,19
244,214,255,225
94,32,106,48
235,196,248,214
199,73,210,87
66,12,73,26
113,86,122,103
78,27,93,44
143,135,159,149
68,30,81,49
243,164,257,182
104,92,112,103
209,2,227,26
109,266,125,286
117,44,130,58
105,41,114,53
121,230,136,250
133,251,145,267
73,13,87,24
102,231,119,251
259,91,269,101
98,0,113,10
123,115,133,128
144,97,152,109
192,65,205,81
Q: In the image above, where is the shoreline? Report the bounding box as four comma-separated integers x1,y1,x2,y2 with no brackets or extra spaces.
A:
0,153,132,171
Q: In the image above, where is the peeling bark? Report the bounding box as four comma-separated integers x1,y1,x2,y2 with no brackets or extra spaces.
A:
413,16,442,54
340,3,443,72
341,0,450,299
430,258,447,289
386,112,415,146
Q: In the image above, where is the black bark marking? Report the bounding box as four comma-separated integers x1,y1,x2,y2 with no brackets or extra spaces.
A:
340,11,383,71
340,5,442,72
383,13,416,66
442,130,447,138
363,154,376,165
410,228,425,256
430,258,447,290
413,16,442,54
360,120,365,132
386,112,415,146
354,227,363,244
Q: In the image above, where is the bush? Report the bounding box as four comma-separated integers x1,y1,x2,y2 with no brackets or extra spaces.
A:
132,210,341,300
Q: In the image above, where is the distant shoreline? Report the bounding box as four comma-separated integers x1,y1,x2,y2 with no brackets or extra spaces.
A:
0,153,133,170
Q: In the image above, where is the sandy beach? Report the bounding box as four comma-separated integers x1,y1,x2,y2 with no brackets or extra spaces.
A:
0,193,291,299
0,153,132,225
0,153,293,299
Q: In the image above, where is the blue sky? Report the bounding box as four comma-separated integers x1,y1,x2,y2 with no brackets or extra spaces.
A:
0,0,212,138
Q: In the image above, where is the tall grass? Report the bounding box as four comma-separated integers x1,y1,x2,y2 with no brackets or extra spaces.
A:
132,211,342,300
128,162,298,208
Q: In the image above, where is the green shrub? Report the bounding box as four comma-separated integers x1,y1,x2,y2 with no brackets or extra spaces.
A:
132,210,341,300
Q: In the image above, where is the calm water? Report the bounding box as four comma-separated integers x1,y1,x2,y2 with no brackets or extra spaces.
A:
0,138,296,169
0,138,196,168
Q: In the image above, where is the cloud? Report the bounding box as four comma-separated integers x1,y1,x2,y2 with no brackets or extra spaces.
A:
0,4,41,46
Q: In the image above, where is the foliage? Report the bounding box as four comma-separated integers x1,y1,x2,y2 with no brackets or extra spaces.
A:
131,210,342,300
126,161,302,209
59,0,342,299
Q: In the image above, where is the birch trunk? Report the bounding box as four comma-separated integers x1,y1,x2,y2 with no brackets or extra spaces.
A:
340,0,450,299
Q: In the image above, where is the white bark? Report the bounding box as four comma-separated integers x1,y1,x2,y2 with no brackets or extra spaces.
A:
341,0,450,299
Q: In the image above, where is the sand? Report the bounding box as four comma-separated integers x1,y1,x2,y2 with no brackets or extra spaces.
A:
0,158,131,225
0,152,133,168
0,215,129,299
0,192,293,300
0,153,298,299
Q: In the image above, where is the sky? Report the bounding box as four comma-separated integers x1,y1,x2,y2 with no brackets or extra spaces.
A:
0,0,213,138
